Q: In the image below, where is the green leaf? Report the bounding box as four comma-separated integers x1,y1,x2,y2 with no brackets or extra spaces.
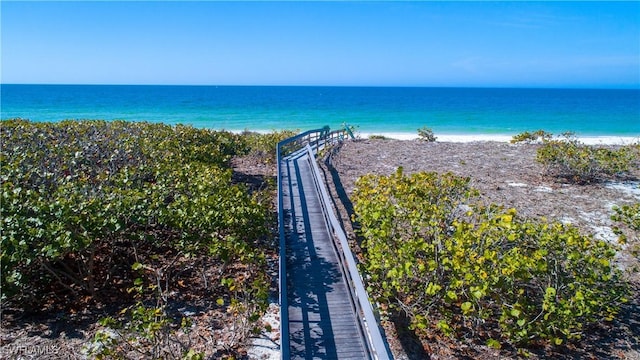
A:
545,287,557,298
426,282,442,296
472,289,484,300
511,308,521,318
461,301,472,314
436,320,452,335
486,338,502,349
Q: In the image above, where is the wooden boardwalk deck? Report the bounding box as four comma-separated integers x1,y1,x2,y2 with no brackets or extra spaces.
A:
280,149,369,359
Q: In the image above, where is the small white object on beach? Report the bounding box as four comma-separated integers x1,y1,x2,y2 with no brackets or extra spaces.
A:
507,182,528,187
535,186,553,193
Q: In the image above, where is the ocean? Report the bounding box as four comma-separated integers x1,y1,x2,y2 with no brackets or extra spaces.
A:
1,84,639,139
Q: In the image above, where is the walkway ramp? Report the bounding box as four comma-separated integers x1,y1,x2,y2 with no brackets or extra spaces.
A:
277,128,392,360
282,149,367,359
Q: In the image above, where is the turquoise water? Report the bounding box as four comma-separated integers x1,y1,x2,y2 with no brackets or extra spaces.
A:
1,84,639,136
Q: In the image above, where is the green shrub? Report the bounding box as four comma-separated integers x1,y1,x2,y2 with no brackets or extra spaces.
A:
368,134,390,140
352,168,628,348
1,119,269,304
417,126,437,142
510,130,552,144
241,129,298,164
536,133,637,183
85,303,202,360
85,265,269,359
612,202,640,262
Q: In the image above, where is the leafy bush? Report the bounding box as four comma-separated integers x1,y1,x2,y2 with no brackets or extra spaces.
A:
510,130,552,144
241,129,298,164
536,133,637,183
612,202,640,262
417,126,437,142
1,119,269,304
352,168,628,348
2,119,275,357
85,302,203,360
85,266,269,359
368,134,391,140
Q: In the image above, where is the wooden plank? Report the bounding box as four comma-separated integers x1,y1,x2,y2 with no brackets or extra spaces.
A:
282,153,368,359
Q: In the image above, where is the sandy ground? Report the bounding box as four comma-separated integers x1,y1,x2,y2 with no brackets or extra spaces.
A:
2,138,638,359
326,139,640,244
320,138,640,359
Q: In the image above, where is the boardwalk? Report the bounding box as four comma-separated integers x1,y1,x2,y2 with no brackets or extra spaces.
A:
280,148,369,359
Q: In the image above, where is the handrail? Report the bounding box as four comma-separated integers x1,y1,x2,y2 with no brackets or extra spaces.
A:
277,126,353,158
305,144,392,360
277,125,364,359
277,126,331,360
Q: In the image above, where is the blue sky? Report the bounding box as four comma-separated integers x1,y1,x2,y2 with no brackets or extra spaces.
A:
2,1,639,88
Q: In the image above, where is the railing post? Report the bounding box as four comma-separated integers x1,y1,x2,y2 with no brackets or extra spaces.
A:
344,124,355,139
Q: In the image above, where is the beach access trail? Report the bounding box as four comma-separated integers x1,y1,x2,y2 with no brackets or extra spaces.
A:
276,128,392,359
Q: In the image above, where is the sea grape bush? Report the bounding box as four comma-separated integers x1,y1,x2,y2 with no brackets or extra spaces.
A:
85,267,270,359
1,119,269,304
241,129,298,164
535,133,637,183
510,130,552,144
352,168,628,348
612,202,640,262
417,126,437,142
86,302,202,360
2,119,275,356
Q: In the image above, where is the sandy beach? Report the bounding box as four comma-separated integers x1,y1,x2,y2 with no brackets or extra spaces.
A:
320,138,640,359
327,138,640,233
358,132,640,145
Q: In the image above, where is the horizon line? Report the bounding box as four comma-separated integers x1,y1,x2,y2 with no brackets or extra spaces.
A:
2,83,639,91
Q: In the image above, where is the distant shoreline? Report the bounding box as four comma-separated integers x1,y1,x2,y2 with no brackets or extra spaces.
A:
357,132,640,145
237,128,640,145
3,118,638,146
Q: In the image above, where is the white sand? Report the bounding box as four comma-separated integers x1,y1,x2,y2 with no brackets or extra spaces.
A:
247,302,280,359
606,181,640,200
358,132,639,145
229,128,639,146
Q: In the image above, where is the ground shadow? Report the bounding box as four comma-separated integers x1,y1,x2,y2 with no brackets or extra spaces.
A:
283,152,367,359
321,146,357,241
232,171,276,195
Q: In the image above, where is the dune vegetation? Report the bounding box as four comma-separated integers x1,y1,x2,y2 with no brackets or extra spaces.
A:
1,119,293,358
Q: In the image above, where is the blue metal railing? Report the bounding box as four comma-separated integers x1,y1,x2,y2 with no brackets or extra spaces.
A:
305,144,392,360
277,126,340,360
277,126,391,359
276,126,352,159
